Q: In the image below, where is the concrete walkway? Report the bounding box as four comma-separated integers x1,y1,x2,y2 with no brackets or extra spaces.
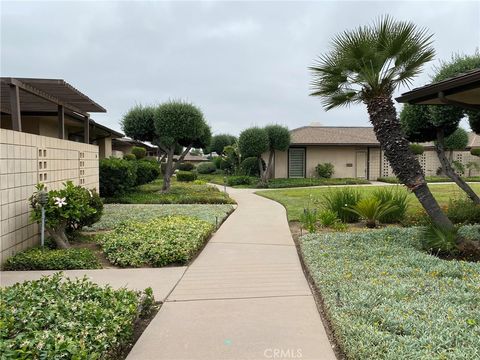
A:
127,188,336,360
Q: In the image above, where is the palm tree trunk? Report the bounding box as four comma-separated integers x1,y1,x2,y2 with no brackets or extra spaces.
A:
365,96,453,229
435,129,480,204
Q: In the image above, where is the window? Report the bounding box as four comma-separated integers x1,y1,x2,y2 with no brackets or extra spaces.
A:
288,148,305,178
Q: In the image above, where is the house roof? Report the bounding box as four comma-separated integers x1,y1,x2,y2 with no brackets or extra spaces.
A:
290,126,380,146
290,126,480,149
112,137,158,150
1,77,106,115
395,69,480,109
173,154,209,162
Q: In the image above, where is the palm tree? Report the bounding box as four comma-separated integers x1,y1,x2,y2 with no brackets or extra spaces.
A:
310,16,453,229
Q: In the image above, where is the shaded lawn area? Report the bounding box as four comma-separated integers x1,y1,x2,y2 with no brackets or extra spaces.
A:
198,174,370,188
83,204,234,231
103,178,235,204
257,183,480,221
300,227,480,360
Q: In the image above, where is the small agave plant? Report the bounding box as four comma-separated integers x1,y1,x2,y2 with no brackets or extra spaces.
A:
346,198,398,228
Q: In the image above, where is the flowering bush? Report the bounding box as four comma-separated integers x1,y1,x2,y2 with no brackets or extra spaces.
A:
0,273,155,359
30,182,103,248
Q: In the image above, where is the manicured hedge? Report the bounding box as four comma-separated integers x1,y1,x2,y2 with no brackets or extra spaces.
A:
197,162,216,174
135,160,160,185
99,157,137,197
0,274,154,359
4,247,101,270
177,162,195,171
300,227,480,359
176,171,197,182
100,215,215,267
226,175,254,186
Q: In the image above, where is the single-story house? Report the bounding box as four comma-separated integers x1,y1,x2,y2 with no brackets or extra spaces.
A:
264,125,480,180
112,137,159,158
0,77,119,264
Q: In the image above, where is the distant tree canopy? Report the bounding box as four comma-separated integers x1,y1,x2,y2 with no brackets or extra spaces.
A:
209,134,237,155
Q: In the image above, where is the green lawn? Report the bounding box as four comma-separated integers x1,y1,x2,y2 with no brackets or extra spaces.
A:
83,204,234,231
300,227,480,359
103,178,235,204
198,173,370,188
257,183,480,221
378,176,480,184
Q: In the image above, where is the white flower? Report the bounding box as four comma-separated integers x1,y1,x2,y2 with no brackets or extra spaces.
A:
344,203,348,207
54,197,67,208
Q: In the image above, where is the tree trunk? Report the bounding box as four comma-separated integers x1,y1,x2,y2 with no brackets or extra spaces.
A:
264,150,275,180
162,148,174,192
47,224,70,249
258,157,267,186
435,129,480,204
365,96,453,229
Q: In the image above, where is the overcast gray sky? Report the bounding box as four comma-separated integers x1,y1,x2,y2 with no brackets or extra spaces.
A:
1,1,479,135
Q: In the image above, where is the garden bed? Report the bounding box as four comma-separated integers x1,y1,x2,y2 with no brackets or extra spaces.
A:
103,179,235,204
0,273,158,359
299,227,480,360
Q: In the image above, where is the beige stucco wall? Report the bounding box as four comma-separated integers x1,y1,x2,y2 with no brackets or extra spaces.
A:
0,129,99,265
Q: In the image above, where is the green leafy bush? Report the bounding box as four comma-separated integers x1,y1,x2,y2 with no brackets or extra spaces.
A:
177,162,195,171
4,247,100,270
315,163,334,178
131,146,147,159
239,157,265,176
372,186,409,223
212,156,226,170
100,216,215,267
0,273,154,359
100,157,137,197
123,153,136,160
30,182,102,249
176,171,197,182
421,224,458,254
346,198,398,228
409,143,425,155
135,160,160,185
318,209,339,228
447,198,480,224
197,162,217,174
321,188,362,223
226,175,254,186
300,227,480,359
300,208,317,233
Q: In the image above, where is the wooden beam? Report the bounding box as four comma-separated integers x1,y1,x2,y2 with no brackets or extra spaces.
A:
58,105,65,139
84,115,90,144
438,91,480,111
6,78,87,116
9,84,21,131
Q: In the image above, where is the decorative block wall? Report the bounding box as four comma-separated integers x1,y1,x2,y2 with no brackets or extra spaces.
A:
0,129,99,265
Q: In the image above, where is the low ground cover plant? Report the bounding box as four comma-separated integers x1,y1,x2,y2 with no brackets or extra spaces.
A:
0,274,155,359
100,215,215,267
4,247,100,270
104,179,234,205
226,175,255,186
300,227,480,359
83,204,234,231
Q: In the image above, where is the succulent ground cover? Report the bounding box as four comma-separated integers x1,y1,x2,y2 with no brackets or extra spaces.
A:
0,273,155,359
83,204,234,232
300,227,480,359
99,215,215,267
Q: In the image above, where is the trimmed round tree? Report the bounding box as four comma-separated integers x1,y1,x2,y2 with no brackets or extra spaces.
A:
264,125,290,181
122,105,156,142
154,101,211,191
209,134,237,156
238,127,269,183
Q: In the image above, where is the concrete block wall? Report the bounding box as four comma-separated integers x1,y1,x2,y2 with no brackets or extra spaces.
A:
0,129,99,265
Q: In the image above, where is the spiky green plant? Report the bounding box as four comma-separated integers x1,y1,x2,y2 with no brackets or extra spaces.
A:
421,224,458,254
300,208,318,233
321,188,362,223
346,198,398,228
372,186,410,223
